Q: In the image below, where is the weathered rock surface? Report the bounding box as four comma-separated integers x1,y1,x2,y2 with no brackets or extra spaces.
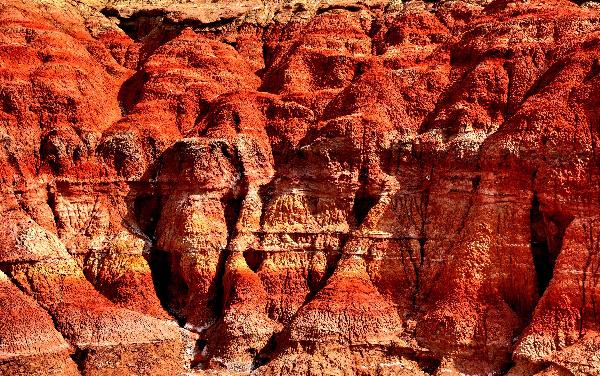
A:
2,0,600,374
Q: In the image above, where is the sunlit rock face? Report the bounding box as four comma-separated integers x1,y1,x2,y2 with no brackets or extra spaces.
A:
1,0,600,374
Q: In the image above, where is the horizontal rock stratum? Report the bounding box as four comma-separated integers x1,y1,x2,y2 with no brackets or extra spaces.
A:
1,0,600,374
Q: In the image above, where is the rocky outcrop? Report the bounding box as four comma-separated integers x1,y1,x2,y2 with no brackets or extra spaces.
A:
2,0,600,374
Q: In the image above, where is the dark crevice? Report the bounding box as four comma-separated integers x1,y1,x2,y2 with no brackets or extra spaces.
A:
46,183,60,228
252,333,279,370
411,171,432,309
254,43,271,78
0,90,18,115
418,237,426,266
496,360,517,376
232,111,241,133
70,348,88,374
191,17,238,30
510,56,529,120
190,339,207,369
101,9,239,42
243,249,264,272
386,345,441,375
101,8,165,41
148,250,189,322
223,40,237,49
316,5,362,15
530,194,573,295
353,167,377,226
222,196,243,239
324,251,342,285
305,247,345,303
39,131,62,175
417,357,441,375
584,58,600,82
132,194,160,236
0,262,11,277
210,250,230,319
530,195,553,294
118,70,148,115
149,249,177,319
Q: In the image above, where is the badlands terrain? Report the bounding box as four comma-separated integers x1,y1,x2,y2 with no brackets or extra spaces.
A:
2,0,600,374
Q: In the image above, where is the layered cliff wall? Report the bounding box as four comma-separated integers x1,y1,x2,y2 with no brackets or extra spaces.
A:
2,0,600,374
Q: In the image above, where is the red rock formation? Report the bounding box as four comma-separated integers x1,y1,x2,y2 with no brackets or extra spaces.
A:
3,0,600,374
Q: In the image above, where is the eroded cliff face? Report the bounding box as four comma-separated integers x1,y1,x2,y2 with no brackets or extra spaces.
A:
2,0,600,374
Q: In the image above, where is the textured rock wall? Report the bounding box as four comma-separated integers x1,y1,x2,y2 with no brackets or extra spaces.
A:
2,0,600,375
